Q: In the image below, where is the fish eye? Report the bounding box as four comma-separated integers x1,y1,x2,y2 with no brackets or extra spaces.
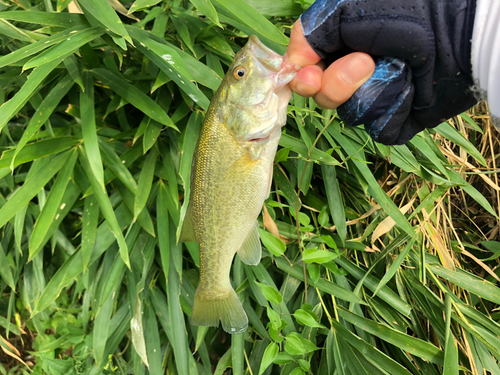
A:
232,66,246,80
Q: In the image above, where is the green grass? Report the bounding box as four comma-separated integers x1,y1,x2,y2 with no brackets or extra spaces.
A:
0,1,499,374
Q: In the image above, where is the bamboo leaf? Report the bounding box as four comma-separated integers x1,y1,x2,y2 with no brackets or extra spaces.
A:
211,0,288,45
428,263,500,305
258,228,286,256
29,149,78,260
190,0,221,26
0,19,37,43
0,58,64,133
0,151,68,230
337,307,444,365
274,257,364,305
279,133,339,165
302,248,337,264
142,118,163,153
167,227,189,375
93,286,115,367
259,342,278,375
373,239,414,296
321,162,346,242
334,256,411,316
130,26,221,90
11,74,74,170
285,332,318,355
131,295,149,368
443,294,458,375
144,298,162,373
78,0,132,44
134,147,158,219
157,181,170,282
33,203,132,315
435,122,486,166
255,281,282,304
0,243,15,290
23,27,103,70
328,124,416,238
132,32,210,110
129,0,162,13
81,195,99,271
63,55,84,91
115,180,155,236
92,68,177,129
99,140,138,195
0,11,88,27
0,26,88,69
331,321,412,375
81,71,105,190
0,137,81,170
78,147,130,269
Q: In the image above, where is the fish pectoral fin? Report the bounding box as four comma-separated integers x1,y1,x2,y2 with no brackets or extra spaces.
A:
237,222,262,265
179,205,196,243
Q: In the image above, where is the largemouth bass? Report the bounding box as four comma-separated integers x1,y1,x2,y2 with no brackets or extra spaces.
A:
180,35,297,334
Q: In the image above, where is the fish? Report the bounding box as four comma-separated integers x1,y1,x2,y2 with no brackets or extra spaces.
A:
179,35,298,334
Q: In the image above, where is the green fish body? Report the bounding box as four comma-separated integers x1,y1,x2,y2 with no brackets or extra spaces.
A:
180,36,297,334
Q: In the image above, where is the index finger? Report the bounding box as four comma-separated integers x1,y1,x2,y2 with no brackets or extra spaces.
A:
285,19,322,67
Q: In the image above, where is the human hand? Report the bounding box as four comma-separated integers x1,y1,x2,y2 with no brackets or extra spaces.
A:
286,20,375,110
285,0,478,145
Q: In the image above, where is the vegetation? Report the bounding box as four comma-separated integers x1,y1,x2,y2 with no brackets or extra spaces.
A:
0,0,499,374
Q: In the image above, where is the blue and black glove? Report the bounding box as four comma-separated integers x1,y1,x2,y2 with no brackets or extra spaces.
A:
301,0,478,145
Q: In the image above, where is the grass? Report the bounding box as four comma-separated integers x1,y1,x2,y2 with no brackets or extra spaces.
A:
0,0,499,374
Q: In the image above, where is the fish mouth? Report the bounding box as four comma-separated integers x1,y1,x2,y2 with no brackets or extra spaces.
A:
247,35,299,91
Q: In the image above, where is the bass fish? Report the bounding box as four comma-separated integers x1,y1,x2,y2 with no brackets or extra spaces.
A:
180,35,297,334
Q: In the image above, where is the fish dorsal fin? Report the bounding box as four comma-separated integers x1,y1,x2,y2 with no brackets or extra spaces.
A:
179,204,196,243
237,222,261,265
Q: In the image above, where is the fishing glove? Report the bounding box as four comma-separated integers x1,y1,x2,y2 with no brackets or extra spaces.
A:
300,0,478,145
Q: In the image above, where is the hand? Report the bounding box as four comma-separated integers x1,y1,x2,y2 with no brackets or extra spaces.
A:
286,20,375,110
286,0,478,145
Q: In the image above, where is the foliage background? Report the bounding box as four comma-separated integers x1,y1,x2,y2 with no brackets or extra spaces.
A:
0,0,499,374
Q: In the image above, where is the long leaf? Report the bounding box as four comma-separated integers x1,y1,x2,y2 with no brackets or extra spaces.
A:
11,75,74,170
23,27,103,70
211,0,288,45
0,58,64,133
338,307,445,365
81,72,105,190
0,151,68,230
78,0,132,44
29,149,78,260
0,11,87,27
78,147,130,269
92,68,177,130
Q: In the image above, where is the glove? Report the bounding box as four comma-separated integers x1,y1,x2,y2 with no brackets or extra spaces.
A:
300,0,478,145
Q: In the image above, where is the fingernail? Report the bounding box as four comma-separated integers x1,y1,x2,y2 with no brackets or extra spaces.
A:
295,82,315,96
340,54,373,85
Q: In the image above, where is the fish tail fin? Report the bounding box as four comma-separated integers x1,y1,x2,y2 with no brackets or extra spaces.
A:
191,285,248,334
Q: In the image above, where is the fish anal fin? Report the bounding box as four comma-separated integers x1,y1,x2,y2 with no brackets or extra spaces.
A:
179,205,195,243
237,222,262,266
191,285,248,334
